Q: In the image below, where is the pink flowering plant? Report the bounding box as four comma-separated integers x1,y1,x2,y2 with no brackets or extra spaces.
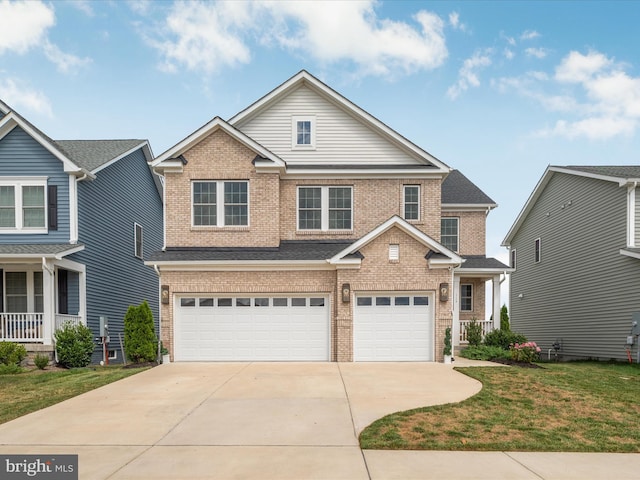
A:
510,341,541,363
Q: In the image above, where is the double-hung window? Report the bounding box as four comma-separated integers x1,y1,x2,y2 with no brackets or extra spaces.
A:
193,181,248,227
460,284,473,312
403,185,420,221
298,186,352,231
134,223,143,259
441,217,459,252
292,116,316,149
0,178,47,232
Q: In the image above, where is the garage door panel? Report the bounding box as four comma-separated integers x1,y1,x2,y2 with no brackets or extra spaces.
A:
354,293,434,361
175,295,330,361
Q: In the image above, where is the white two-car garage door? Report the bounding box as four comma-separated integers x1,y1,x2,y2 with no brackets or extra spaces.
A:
174,295,330,361
353,293,434,361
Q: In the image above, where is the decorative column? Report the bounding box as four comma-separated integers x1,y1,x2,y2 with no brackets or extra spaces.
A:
42,259,55,345
492,275,501,330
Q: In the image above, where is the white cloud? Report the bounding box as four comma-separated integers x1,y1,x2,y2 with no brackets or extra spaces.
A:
69,0,94,17
539,117,636,140
555,50,612,83
0,77,53,117
448,11,466,32
149,0,447,78
520,30,540,41
128,0,153,15
0,0,54,54
43,41,92,74
504,48,515,60
525,47,548,59
447,49,492,99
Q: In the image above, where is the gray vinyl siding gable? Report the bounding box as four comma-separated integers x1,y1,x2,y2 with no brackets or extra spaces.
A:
0,126,70,243
510,172,638,360
69,148,163,363
237,85,424,165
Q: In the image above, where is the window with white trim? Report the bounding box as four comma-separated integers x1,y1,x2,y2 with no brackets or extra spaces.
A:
297,186,352,231
460,284,473,312
292,116,316,149
441,217,459,252
511,248,517,269
403,185,420,220
0,178,47,232
134,223,143,259
192,181,249,227
4,270,43,313
534,238,541,263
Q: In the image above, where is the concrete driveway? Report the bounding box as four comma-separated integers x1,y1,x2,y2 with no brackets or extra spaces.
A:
0,362,479,479
1,362,638,479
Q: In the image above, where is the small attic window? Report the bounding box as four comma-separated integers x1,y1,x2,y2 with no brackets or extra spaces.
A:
292,116,316,149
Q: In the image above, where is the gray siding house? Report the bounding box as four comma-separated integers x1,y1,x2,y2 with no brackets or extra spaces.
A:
502,166,640,361
0,100,163,364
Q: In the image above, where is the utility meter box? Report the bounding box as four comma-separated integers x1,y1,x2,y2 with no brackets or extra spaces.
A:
99,316,109,338
631,313,640,335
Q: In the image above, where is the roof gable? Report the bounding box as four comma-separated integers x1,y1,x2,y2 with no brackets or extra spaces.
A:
152,116,284,172
442,170,497,208
329,215,462,266
229,70,450,173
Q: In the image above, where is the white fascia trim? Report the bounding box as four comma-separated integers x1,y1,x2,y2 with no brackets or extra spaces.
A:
69,176,78,244
0,99,10,115
152,117,285,170
442,203,498,212
144,260,334,272
229,71,450,173
54,257,86,273
627,184,636,247
0,113,91,177
282,169,444,180
329,215,463,265
550,166,640,187
455,268,514,277
91,140,149,174
620,249,640,260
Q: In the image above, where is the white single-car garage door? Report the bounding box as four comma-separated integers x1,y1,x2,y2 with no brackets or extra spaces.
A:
174,295,330,361
353,293,434,361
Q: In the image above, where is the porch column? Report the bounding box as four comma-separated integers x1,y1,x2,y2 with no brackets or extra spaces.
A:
79,269,86,324
492,275,501,330
452,275,461,348
42,259,55,345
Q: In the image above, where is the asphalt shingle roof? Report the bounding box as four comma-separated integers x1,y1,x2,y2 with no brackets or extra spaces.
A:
442,170,496,205
459,255,510,269
557,165,640,179
0,244,84,256
148,241,363,262
54,139,145,172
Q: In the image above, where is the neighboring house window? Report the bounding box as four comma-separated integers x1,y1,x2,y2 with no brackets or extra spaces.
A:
0,178,47,232
292,116,316,149
534,238,541,263
511,249,517,270
134,223,143,259
4,270,43,313
192,181,249,227
403,185,420,221
441,217,459,252
297,186,352,231
460,284,473,312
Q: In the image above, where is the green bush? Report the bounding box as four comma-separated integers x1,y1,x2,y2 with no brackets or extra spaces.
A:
483,329,527,350
443,327,452,356
34,353,49,370
459,345,510,361
0,341,27,366
55,322,95,368
124,300,157,363
465,319,483,346
500,305,510,331
0,363,22,375
510,341,541,363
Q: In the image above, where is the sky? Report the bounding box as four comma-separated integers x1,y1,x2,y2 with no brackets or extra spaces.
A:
1,0,640,270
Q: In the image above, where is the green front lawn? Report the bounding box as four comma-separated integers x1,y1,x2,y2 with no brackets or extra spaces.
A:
0,366,150,424
360,362,640,452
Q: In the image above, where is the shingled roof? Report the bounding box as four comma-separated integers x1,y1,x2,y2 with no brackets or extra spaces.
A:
557,165,640,179
55,139,147,172
441,170,496,206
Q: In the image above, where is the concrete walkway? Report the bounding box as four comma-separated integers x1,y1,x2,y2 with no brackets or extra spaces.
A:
0,362,638,479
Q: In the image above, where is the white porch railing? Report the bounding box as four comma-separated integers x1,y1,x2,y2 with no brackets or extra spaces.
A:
0,313,44,342
459,319,493,343
55,314,83,330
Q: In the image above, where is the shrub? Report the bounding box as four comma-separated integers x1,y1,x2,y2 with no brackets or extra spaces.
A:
55,322,95,368
443,327,452,356
483,329,528,350
0,341,27,366
510,341,541,363
0,363,22,375
500,305,510,331
459,345,510,361
465,319,483,347
34,353,49,370
124,300,157,363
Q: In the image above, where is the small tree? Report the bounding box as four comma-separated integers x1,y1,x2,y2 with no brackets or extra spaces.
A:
443,327,452,357
55,322,95,368
465,318,483,346
124,300,157,363
500,304,510,331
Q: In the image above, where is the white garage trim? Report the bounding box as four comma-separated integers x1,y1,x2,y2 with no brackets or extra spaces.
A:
353,292,434,361
174,295,330,361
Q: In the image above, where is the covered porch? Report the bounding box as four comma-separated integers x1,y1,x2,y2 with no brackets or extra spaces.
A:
0,244,85,345
453,256,511,349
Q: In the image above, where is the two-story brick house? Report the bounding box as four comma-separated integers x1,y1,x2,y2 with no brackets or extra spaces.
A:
148,71,509,362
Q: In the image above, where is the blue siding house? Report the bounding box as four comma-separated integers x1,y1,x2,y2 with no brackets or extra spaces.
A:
0,100,163,364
